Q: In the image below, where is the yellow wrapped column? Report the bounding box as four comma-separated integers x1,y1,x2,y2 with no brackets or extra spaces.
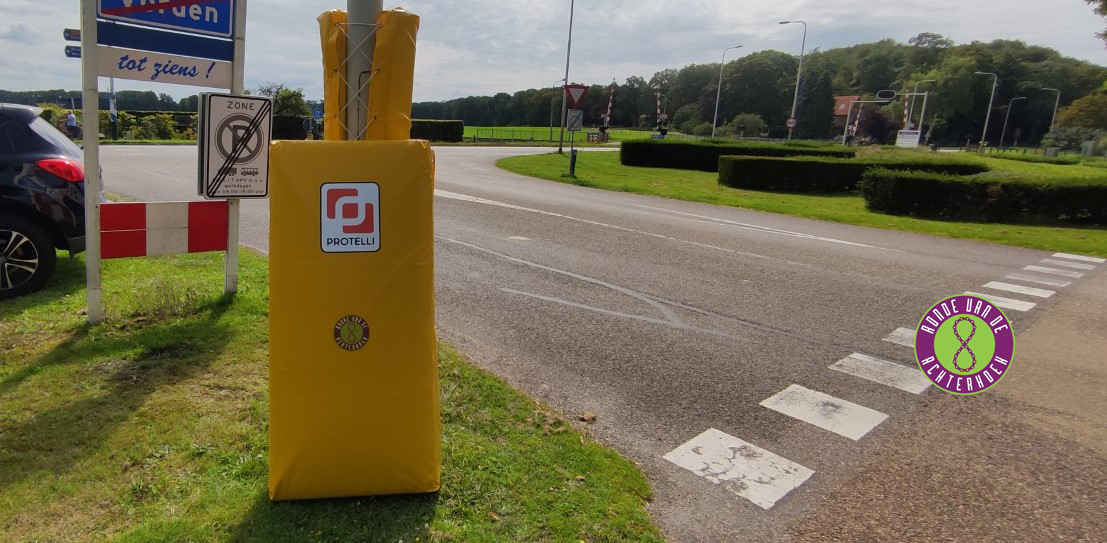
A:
317,10,348,141
366,10,420,140
268,140,439,500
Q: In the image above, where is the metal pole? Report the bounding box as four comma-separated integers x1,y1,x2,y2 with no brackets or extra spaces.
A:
999,96,1025,149
781,20,806,140
346,0,383,140
712,45,741,138
80,0,102,322
918,91,930,145
975,71,997,147
908,79,935,127
224,0,248,295
557,0,575,154
1042,87,1060,133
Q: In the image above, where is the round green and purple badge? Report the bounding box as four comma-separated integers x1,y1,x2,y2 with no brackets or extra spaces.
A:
915,295,1014,395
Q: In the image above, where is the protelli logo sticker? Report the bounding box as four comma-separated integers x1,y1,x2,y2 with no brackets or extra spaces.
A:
915,294,1014,395
321,182,380,253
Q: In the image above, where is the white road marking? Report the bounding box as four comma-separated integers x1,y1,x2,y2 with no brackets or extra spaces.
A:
630,203,897,252
1052,253,1105,264
436,190,793,262
663,428,814,510
508,236,530,241
1004,273,1071,287
1039,259,1096,271
964,292,1036,312
829,353,931,394
883,327,915,348
761,385,888,441
982,281,1055,298
1023,265,1084,278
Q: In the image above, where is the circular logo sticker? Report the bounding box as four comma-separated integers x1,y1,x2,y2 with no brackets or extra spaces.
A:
915,295,1014,395
333,315,370,351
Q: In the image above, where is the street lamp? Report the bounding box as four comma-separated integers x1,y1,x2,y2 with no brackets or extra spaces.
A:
975,71,998,147
999,96,1026,149
780,20,807,140
907,79,935,128
1042,87,1061,133
711,45,743,138
557,0,576,154
550,78,566,142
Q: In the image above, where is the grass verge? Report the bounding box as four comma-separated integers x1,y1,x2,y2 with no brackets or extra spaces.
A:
0,251,662,542
497,151,1107,257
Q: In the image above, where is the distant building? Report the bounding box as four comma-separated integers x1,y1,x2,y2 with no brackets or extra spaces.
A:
833,95,860,131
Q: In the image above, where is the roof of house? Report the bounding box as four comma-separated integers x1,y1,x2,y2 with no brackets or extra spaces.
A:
833,96,861,116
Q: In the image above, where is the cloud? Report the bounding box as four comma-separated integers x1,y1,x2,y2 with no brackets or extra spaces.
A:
0,0,1103,103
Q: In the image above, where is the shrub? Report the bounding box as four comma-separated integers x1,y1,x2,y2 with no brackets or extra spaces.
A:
621,139,855,172
692,122,714,136
272,115,308,140
717,155,989,192
860,168,1107,223
411,119,463,142
138,113,178,139
989,154,1080,166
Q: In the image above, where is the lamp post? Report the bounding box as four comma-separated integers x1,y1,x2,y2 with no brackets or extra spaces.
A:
550,78,566,141
1042,87,1061,133
780,20,807,140
557,0,575,154
999,96,1026,149
907,79,935,128
975,71,998,147
712,45,743,138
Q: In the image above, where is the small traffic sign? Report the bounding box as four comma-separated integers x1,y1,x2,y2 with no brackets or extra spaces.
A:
313,107,323,122
199,93,272,199
785,118,797,128
566,109,584,132
564,83,588,109
64,28,81,41
65,45,82,58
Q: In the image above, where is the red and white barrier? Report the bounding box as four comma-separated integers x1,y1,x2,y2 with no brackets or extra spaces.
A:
100,201,229,259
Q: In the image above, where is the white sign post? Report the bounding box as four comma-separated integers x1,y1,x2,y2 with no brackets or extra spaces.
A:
81,0,247,322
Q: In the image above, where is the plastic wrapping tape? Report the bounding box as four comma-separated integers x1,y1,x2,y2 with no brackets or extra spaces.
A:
268,139,439,500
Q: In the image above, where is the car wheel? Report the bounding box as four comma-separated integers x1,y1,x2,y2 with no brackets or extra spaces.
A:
0,216,57,299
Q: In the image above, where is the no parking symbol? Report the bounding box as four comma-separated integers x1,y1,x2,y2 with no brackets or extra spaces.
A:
199,93,273,199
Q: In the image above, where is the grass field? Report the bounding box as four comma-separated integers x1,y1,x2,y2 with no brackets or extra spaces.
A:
463,125,680,144
497,151,1107,256
0,252,662,542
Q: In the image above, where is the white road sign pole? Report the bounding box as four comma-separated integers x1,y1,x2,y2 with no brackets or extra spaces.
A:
81,0,103,322
225,0,248,295
346,0,383,140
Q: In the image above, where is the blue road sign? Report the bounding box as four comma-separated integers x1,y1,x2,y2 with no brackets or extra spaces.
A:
97,19,233,62
97,0,235,39
64,28,81,41
313,107,322,122
65,45,82,58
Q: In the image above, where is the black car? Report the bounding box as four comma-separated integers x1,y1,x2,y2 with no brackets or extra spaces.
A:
0,103,87,299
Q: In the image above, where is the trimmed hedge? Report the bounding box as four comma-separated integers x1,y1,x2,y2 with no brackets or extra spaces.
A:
989,154,1080,166
621,139,855,172
718,156,990,192
272,115,309,140
860,168,1107,223
411,119,464,142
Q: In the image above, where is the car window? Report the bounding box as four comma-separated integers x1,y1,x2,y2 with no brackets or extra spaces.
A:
29,117,83,158
0,114,38,155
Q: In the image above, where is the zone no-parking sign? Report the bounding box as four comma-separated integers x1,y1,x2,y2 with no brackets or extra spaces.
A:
199,93,272,199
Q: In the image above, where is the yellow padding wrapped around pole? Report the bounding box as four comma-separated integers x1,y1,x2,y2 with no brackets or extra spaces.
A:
268,140,440,500
366,9,420,140
318,10,348,141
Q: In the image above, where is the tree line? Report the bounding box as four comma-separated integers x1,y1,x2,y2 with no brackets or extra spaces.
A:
412,34,1107,145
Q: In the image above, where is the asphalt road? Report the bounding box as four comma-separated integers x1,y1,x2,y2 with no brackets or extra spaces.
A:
98,144,1105,542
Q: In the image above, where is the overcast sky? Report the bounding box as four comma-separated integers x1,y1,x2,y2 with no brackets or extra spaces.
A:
1,0,1104,103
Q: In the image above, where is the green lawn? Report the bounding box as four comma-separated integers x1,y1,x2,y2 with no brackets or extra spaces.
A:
0,252,662,542
497,151,1107,257
464,126,661,144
